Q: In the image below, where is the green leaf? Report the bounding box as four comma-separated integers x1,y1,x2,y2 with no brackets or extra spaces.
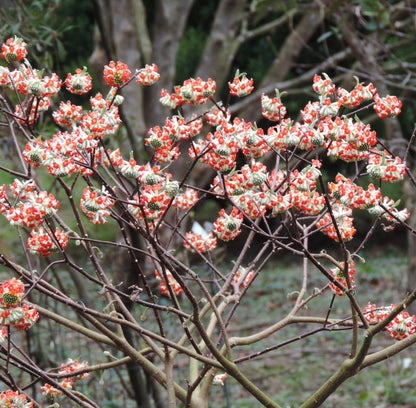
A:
317,31,333,43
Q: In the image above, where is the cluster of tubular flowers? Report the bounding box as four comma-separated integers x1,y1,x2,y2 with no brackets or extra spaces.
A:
261,90,287,121
363,303,416,341
228,72,254,97
328,262,356,295
65,67,92,94
336,77,376,108
0,390,33,408
210,161,290,220
145,114,202,165
0,279,39,331
183,231,217,253
206,104,230,126
40,359,89,399
0,36,27,62
172,188,198,210
241,127,270,158
136,63,160,85
27,227,68,256
368,196,410,223
22,90,123,177
290,163,321,192
367,150,406,182
160,77,216,108
321,116,377,162
128,181,176,226
373,94,402,118
191,117,259,172
14,96,51,125
213,207,243,241
312,73,336,96
80,186,115,224
155,270,183,296
328,174,381,210
103,60,131,87
52,101,83,128
232,266,254,290
316,203,356,242
0,180,59,228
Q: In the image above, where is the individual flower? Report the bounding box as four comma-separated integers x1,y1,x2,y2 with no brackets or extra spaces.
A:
65,67,92,94
213,373,227,386
328,174,381,210
364,303,416,341
9,178,36,199
0,327,7,344
290,164,321,192
229,71,254,97
0,304,39,330
154,142,180,164
8,304,39,330
1,37,27,62
337,78,376,108
136,64,160,85
136,164,163,186
40,378,73,399
188,115,204,137
137,184,172,220
265,119,293,151
146,125,169,149
103,60,131,87
80,110,111,138
163,115,191,140
233,193,267,219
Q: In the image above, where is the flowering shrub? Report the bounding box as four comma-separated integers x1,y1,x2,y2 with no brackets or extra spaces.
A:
0,37,415,408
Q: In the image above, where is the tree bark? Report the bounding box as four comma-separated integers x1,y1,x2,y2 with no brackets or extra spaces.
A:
239,0,331,122
195,0,247,91
144,0,195,128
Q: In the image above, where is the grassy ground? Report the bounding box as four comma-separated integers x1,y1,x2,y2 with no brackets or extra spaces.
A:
215,246,416,408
